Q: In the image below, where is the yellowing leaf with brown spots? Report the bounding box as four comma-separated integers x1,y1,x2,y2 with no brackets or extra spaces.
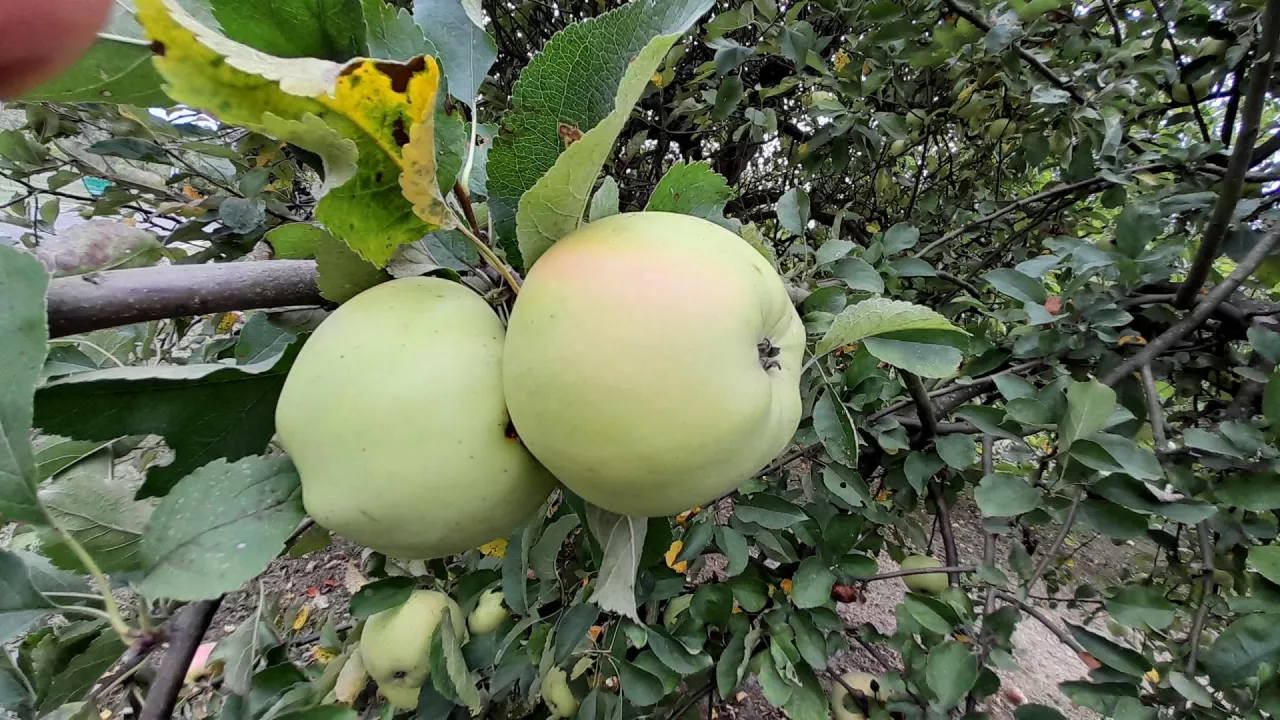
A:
134,0,454,266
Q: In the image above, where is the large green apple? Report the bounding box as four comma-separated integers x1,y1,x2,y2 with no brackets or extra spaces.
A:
900,554,949,594
503,212,804,517
361,590,466,710
276,277,556,559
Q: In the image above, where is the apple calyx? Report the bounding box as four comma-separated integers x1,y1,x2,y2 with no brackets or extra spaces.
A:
758,338,783,371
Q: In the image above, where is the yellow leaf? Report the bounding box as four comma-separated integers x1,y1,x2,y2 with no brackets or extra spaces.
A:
292,603,312,631
665,541,688,573
866,222,881,233
588,625,604,642
780,579,793,596
393,57,452,229
833,50,851,72
1118,334,1148,346
955,632,970,643
675,507,701,527
862,61,872,75
312,645,338,663
1145,669,1160,683
651,72,665,88
182,184,203,200
479,538,508,558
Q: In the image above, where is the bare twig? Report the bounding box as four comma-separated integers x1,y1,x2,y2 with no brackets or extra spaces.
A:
855,565,977,582
995,591,1086,654
1175,0,1280,306
935,270,981,298
903,372,938,440
453,181,482,236
139,598,222,720
980,434,998,615
1186,521,1216,676
1099,0,1124,45
1104,225,1280,385
46,260,323,338
1140,365,1168,449
929,482,959,585
1027,488,1083,589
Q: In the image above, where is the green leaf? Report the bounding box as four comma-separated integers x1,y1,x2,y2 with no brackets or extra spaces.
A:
1202,613,1280,686
532,515,580,581
716,625,759,697
234,314,300,365
500,524,532,616
555,603,599,665
816,298,966,357
514,30,692,267
903,594,954,635
645,162,733,220
756,650,792,707
974,473,1040,517
1168,671,1213,708
1075,434,1163,481
713,75,745,119
925,641,977,708
211,0,367,61
316,231,390,303
647,629,713,675
1105,585,1176,631
135,0,451,267
362,0,434,61
1183,428,1245,458
433,607,482,712
33,437,116,482
714,526,749,576
589,177,621,222
0,551,55,644
618,659,668,706
1015,706,1067,720
413,0,496,103
815,239,855,266
1249,326,1280,365
1265,369,1280,427
735,494,808,530
1215,473,1280,510
1078,498,1148,540
1059,380,1116,451
881,223,920,255
822,466,870,508
37,631,126,714
19,37,170,105
776,188,809,235
487,0,714,264
139,455,305,601
1248,546,1280,585
35,343,300,498
349,577,415,618
983,268,1048,305
1067,623,1149,676
1057,681,1139,715
813,390,858,468
1114,204,1163,258
831,257,884,294
863,337,962,378
792,557,835,609
782,663,829,720
0,245,49,525
586,506,646,622
904,452,944,492
266,223,329,259
38,451,152,573
935,434,977,470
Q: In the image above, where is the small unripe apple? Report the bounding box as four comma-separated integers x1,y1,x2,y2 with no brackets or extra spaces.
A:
889,139,907,155
504,213,804,517
362,590,466,710
276,278,556,559
1170,75,1213,103
904,108,928,130
542,667,579,718
900,555,948,594
467,589,509,635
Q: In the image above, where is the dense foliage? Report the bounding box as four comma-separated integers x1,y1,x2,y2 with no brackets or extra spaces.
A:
1,0,1279,717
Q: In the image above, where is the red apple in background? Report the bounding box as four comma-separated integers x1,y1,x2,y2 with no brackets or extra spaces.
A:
0,0,112,98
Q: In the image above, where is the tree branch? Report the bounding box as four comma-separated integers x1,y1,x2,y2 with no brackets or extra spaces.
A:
1140,365,1168,449
46,260,323,338
994,591,1086,654
1174,0,1280,306
942,0,1087,104
1186,521,1216,676
856,565,976,582
1027,488,1083,589
139,598,221,720
903,372,938,440
1103,225,1280,385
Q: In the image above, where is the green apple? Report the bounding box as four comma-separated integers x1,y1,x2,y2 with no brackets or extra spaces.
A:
904,108,928,130
831,672,886,720
542,667,579,718
900,555,948,594
985,118,1016,141
1171,75,1213,103
503,212,804,517
276,278,556,559
889,138,908,155
468,589,509,635
362,590,466,710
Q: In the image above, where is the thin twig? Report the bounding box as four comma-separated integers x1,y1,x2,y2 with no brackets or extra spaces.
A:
1099,0,1123,45
453,181,482,236
1140,365,1168,450
1149,0,1211,142
935,270,981,298
980,434,998,615
139,598,222,720
1186,521,1216,676
1027,488,1083,589
1104,225,1280,385
929,482,959,585
453,222,522,296
903,372,938,440
857,565,976,582
1174,0,1280,306
995,591,1086,654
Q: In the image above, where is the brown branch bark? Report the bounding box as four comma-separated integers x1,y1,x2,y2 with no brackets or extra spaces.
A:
1175,0,1280,306
47,260,323,338
139,598,221,720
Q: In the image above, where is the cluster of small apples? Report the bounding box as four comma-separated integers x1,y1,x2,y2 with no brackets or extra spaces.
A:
275,211,805,560
358,588,579,713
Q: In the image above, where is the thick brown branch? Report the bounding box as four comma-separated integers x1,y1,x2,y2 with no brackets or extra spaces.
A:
139,598,221,720
1175,0,1280,306
47,260,323,338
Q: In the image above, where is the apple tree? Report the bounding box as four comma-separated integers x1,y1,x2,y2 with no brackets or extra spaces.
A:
1,0,1279,717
